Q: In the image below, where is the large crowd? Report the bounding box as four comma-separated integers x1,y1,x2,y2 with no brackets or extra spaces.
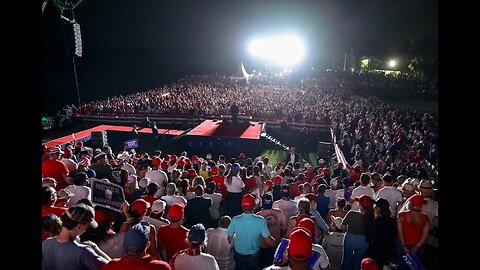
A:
69,71,436,124
43,73,438,270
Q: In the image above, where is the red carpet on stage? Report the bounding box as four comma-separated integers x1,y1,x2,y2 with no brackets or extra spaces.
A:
44,125,185,148
187,120,263,139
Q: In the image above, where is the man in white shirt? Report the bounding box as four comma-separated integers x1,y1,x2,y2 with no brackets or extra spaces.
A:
206,216,235,270
145,158,169,197
273,185,299,221
161,183,187,209
349,173,375,211
375,174,402,216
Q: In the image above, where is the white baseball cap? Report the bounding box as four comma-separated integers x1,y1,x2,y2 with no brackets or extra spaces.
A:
151,199,166,214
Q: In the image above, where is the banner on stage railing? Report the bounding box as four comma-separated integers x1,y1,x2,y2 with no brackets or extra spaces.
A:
91,179,125,213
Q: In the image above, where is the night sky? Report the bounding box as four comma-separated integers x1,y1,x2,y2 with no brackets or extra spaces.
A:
42,0,437,115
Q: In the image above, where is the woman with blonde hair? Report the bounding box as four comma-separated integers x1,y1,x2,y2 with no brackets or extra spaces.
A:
396,194,429,270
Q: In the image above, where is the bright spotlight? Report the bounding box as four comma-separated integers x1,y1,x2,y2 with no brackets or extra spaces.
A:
388,60,396,68
248,34,305,66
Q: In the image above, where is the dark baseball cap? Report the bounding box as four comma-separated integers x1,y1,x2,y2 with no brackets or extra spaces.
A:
66,203,98,228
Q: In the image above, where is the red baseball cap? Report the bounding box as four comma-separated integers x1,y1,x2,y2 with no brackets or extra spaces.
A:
188,169,198,177
177,160,185,168
160,160,169,169
355,194,374,208
168,202,185,221
305,193,317,202
191,155,199,162
409,194,427,207
274,175,282,185
152,158,161,168
210,166,218,175
288,227,312,261
264,180,274,189
297,217,315,237
361,258,379,270
130,199,151,215
241,194,255,209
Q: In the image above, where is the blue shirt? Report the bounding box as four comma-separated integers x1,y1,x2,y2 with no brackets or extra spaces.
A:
316,195,331,220
226,213,270,255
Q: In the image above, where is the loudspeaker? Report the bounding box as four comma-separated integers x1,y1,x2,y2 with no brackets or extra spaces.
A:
91,131,108,148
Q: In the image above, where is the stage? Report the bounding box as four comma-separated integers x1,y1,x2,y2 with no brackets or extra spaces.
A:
184,119,264,158
43,120,264,158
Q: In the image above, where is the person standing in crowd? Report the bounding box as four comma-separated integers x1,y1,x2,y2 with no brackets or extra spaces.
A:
161,182,188,210
90,152,114,181
184,185,213,228
145,157,169,197
170,223,220,270
326,197,348,231
42,186,68,218
143,199,170,230
103,223,171,270
284,147,299,167
120,199,160,259
256,199,287,269
365,198,397,269
157,202,189,262
396,194,429,270
65,172,92,207
349,173,375,211
375,174,402,217
264,227,313,270
42,146,70,190
227,194,277,270
224,163,245,218
204,181,223,228
42,204,110,270
206,216,235,270
272,185,298,221
340,195,375,270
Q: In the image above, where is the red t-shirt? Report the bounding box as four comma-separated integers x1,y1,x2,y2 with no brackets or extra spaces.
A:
157,225,189,262
42,205,68,218
211,175,227,198
399,212,429,246
42,159,69,189
102,254,171,270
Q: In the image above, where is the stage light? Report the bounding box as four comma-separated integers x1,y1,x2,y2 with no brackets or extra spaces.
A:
73,23,82,57
388,59,396,68
248,34,305,66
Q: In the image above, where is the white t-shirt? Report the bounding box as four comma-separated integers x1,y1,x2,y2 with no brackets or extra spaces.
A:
324,189,337,209
173,252,220,270
224,176,244,193
121,163,136,176
376,186,403,216
312,243,330,270
144,169,168,197
65,185,91,208
272,199,298,221
205,228,235,270
322,232,345,270
204,193,223,220
350,185,375,211
161,194,187,207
